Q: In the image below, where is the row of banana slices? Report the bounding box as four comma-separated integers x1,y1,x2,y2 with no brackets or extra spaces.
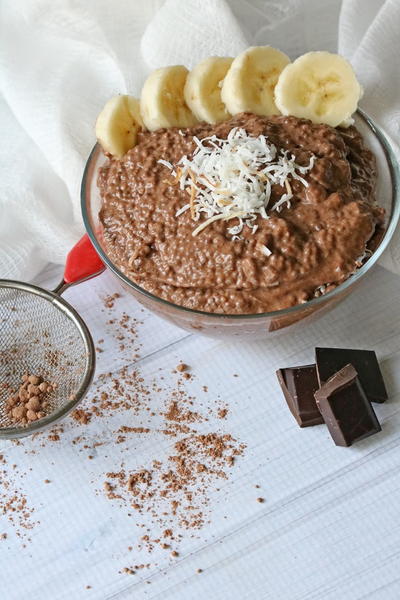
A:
96,46,362,158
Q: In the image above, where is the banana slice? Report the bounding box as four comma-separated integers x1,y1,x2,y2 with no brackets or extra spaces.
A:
221,46,290,117
274,51,362,127
184,56,233,124
140,65,198,131
95,95,143,158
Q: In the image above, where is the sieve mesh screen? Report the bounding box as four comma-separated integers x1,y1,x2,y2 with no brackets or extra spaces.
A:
0,284,91,430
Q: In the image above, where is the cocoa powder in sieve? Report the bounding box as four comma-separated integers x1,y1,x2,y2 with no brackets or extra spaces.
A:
5,374,54,425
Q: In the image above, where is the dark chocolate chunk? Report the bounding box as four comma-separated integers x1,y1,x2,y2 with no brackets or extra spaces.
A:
276,364,324,427
314,363,381,447
315,347,387,403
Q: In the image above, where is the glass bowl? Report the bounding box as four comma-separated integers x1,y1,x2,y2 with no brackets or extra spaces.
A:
81,110,400,340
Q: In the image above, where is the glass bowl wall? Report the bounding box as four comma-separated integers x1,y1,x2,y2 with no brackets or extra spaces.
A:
82,111,399,340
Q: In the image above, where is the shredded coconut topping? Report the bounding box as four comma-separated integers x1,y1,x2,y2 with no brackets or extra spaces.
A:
158,128,315,242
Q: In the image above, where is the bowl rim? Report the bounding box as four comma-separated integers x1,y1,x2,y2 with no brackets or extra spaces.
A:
81,109,400,321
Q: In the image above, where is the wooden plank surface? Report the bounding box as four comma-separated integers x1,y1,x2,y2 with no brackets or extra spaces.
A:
1,264,400,599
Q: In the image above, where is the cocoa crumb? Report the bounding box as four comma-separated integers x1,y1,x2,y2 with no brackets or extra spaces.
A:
118,426,150,434
71,409,92,425
103,293,120,309
256,497,265,503
217,408,228,419
163,529,173,538
164,400,202,424
176,363,189,372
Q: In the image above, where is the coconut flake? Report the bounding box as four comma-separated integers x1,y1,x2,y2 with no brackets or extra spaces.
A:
158,128,315,238
158,159,174,170
191,213,233,237
355,247,373,267
175,203,191,217
314,283,330,297
260,244,272,257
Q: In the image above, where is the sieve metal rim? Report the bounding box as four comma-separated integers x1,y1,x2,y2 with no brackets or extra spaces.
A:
0,279,96,440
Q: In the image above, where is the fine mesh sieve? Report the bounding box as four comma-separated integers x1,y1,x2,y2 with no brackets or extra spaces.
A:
0,235,105,439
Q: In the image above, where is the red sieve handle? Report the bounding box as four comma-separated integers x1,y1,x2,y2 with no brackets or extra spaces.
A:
64,234,105,285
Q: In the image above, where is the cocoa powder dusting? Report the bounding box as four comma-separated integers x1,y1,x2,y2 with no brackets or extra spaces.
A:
217,408,228,419
91,366,245,555
0,291,246,567
103,293,121,309
0,453,37,542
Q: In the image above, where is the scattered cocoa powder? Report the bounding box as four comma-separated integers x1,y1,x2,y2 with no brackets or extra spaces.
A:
0,290,247,563
47,427,64,442
103,293,120,309
163,529,173,538
0,453,38,541
100,394,245,548
71,409,92,425
118,426,150,434
164,400,202,424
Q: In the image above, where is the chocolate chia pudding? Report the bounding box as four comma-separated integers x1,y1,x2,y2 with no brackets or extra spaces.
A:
98,113,384,315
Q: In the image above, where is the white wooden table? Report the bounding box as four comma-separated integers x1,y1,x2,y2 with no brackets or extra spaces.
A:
1,263,400,600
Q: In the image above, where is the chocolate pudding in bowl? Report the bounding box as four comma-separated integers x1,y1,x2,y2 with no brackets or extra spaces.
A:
82,110,399,339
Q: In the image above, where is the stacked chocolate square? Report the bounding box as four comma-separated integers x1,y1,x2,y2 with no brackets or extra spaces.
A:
276,348,388,447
